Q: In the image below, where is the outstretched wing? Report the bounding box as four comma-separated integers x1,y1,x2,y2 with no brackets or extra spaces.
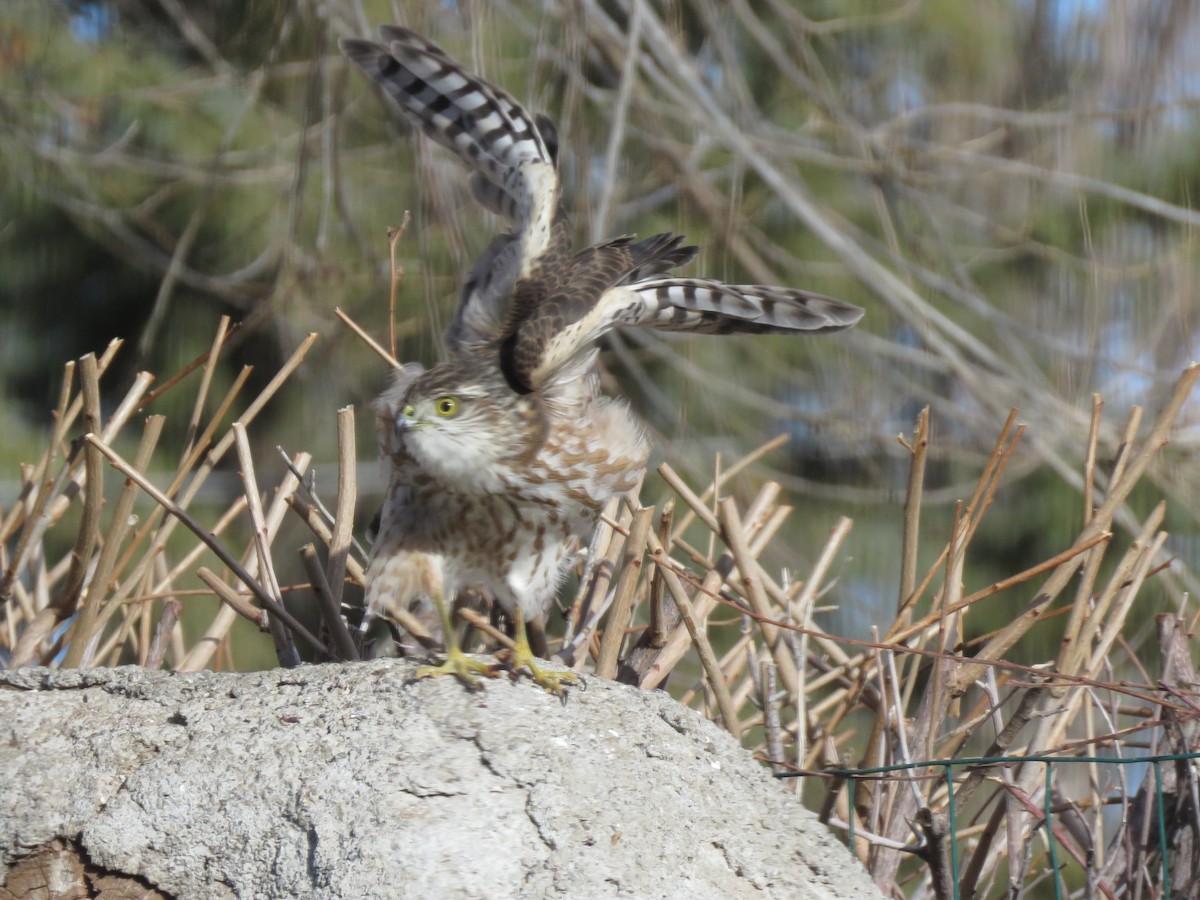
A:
500,233,698,392
340,26,561,348
513,272,865,393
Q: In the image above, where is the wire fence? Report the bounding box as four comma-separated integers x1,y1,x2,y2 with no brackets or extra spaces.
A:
781,750,1200,899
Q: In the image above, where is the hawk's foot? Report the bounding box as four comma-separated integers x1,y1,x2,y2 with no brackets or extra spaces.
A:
504,608,577,699
510,643,578,700
416,648,497,691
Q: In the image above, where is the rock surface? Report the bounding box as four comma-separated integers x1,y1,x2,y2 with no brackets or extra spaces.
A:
1,661,882,899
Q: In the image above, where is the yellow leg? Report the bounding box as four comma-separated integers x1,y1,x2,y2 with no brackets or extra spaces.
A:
416,588,495,689
510,608,578,698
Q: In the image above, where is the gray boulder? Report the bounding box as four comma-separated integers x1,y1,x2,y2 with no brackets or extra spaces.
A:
1,661,881,898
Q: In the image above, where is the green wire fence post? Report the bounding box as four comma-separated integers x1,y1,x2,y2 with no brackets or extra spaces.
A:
1045,761,1063,900
1152,760,1171,900
943,764,959,900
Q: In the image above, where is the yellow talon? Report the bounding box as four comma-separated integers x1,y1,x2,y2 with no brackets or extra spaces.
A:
417,585,497,689
416,647,496,690
510,609,578,699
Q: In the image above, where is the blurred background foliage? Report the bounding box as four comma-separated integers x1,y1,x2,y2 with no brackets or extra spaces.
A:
2,0,1197,666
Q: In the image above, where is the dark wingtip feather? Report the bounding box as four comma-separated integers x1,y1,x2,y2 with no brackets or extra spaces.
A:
535,113,560,165
620,233,699,284
338,37,381,62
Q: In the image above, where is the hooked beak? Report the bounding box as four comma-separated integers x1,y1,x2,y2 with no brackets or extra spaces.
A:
396,403,424,432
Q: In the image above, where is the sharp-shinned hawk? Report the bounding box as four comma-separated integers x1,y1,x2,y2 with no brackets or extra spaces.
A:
340,26,863,694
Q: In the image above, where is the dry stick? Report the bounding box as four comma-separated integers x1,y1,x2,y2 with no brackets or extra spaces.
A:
863,639,892,852
620,501,682,682
961,417,1025,553
144,599,181,670
85,501,249,672
1058,540,1114,684
886,415,1023,716
950,686,1036,900
1107,404,1143,491
138,569,153,665
147,497,249,604
896,406,929,624
667,433,791,539
728,642,758,715
978,524,1166,878
772,584,855,677
100,364,256,597
707,453,722,563
760,659,784,771
387,211,412,361
457,607,516,650
1083,393,1102,523
135,321,239,414
198,568,267,630
641,482,787,689
913,808,954,900
0,338,124,548
718,497,799,695
1060,405,1132,686
171,366,255,497
564,498,630,666
677,632,753,708
179,334,318,513
203,337,317,459
659,461,721,535
85,434,327,657
1057,396,1115,681
595,505,656,679
276,449,362,558
121,336,315,625
698,597,1184,712
1086,516,1169,676
73,415,165,667
889,531,1112,646
97,496,247,648
58,355,105,668
174,478,295,675
50,370,156,532
179,315,232,456
107,363,254,600
8,359,113,667
653,483,774,598
334,308,401,369
792,515,853,771
950,362,1199,694
749,503,793,556
232,422,299,668
893,411,1021,628
646,499,675,646
930,502,968,725
0,361,76,597
325,406,356,610
647,531,741,738
25,545,49,623
300,544,359,661
285,494,434,646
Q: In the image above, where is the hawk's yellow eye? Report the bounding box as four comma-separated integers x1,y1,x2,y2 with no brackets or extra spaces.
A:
434,396,459,417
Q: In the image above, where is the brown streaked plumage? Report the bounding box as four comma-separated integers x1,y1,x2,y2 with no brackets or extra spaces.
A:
341,27,864,693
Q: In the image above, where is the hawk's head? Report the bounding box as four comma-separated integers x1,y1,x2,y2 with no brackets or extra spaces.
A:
379,355,546,485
